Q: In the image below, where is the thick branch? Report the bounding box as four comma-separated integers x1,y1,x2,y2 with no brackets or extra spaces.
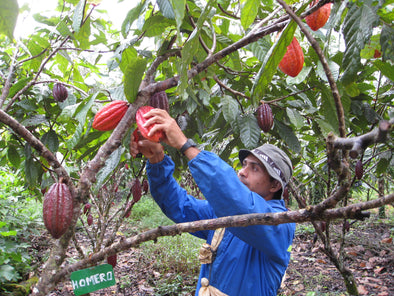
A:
49,192,394,287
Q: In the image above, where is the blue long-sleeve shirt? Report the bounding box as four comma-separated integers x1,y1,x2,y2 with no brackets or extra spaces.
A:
146,151,295,296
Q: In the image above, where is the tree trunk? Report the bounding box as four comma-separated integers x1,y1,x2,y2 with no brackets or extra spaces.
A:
378,178,386,218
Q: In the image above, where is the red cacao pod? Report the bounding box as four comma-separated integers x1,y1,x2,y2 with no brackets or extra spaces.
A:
43,183,73,239
278,37,304,77
87,213,93,226
135,106,164,142
83,203,91,215
256,103,274,132
107,254,117,268
149,91,169,112
53,83,68,102
93,100,129,131
305,1,332,31
355,160,363,180
142,179,149,194
374,49,382,58
132,178,142,203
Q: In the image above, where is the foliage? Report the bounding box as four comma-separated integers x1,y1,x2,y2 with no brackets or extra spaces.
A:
0,170,41,286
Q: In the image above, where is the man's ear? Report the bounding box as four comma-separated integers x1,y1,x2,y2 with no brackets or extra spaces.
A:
270,180,282,193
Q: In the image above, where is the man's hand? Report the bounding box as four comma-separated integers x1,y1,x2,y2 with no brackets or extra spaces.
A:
142,108,188,150
130,131,165,164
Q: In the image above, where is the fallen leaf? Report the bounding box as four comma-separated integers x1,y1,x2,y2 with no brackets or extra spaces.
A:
380,237,392,243
374,266,386,274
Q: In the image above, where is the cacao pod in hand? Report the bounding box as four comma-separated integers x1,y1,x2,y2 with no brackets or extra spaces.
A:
135,106,164,142
278,37,304,77
43,182,73,239
355,160,363,180
53,83,68,102
149,91,169,112
305,1,332,31
107,254,117,268
256,103,274,132
132,178,142,203
93,100,129,131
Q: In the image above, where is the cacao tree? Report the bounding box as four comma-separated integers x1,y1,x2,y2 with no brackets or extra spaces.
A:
0,0,392,295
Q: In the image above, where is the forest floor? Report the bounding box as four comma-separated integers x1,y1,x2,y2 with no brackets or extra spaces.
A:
34,214,393,296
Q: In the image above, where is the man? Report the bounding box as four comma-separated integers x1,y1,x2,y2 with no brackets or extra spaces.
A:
130,108,295,296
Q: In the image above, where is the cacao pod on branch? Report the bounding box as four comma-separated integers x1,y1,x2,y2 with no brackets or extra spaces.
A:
93,100,129,131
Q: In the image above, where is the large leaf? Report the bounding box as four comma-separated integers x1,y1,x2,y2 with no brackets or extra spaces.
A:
251,21,297,105
341,0,380,85
238,114,261,149
380,24,394,63
121,2,145,38
275,121,301,153
72,0,85,33
123,56,147,102
221,95,240,124
157,0,175,19
141,15,176,37
0,0,18,39
7,145,21,168
95,147,124,191
241,0,259,31
170,0,185,35
374,60,394,82
41,130,59,153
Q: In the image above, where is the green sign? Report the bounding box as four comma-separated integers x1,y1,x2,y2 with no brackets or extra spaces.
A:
70,264,116,296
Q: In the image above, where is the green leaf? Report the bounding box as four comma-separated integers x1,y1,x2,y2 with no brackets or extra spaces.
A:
0,230,17,237
95,147,124,191
121,2,145,38
74,17,91,50
141,15,175,37
374,60,394,82
25,158,41,186
275,121,301,153
7,145,21,168
286,108,304,129
157,0,175,19
72,0,85,33
8,77,32,98
221,95,240,124
0,0,18,39
241,0,259,31
251,21,297,105
380,22,394,63
238,114,260,149
41,130,59,153
123,56,148,102
0,264,17,282
341,0,380,85
170,0,185,34
21,115,49,127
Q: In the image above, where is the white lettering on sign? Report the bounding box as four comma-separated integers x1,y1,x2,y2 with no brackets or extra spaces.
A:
71,272,113,289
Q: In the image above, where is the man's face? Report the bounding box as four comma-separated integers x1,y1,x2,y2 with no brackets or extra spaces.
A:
238,154,280,200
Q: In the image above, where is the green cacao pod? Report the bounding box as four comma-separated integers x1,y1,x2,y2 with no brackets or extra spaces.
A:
149,91,169,112
43,183,73,239
93,100,129,131
256,103,274,132
53,83,68,102
278,37,304,77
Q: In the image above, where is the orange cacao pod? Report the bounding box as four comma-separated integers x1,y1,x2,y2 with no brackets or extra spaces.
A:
43,183,73,239
256,103,274,132
149,91,169,112
278,37,304,77
93,100,129,131
135,106,164,142
305,1,332,31
53,83,68,102
132,178,142,203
